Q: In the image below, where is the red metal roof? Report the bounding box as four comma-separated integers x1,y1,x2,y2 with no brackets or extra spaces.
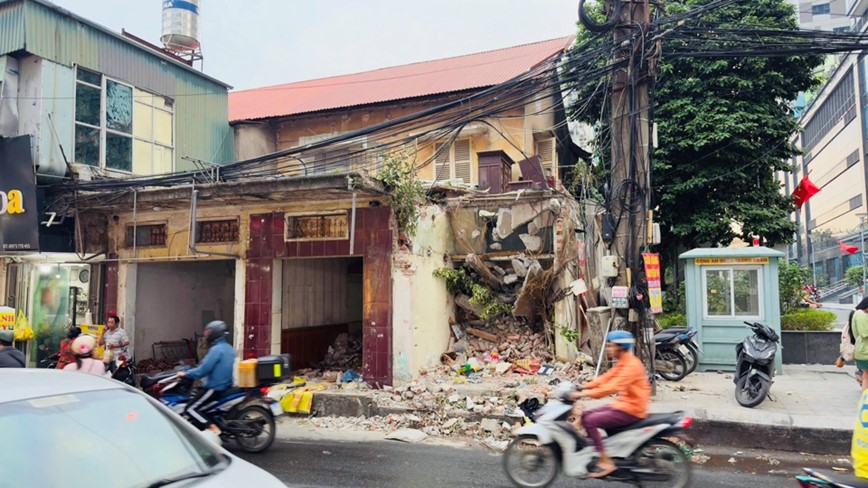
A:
229,36,574,122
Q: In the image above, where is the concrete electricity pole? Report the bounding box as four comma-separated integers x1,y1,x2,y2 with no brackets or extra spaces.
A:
579,0,661,371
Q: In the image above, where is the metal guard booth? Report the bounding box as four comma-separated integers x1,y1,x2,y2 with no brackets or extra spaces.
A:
680,247,784,374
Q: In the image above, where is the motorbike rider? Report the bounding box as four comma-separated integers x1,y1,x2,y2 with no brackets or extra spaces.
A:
177,321,236,435
569,330,651,478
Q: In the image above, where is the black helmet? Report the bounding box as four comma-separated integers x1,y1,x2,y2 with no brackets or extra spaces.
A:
203,320,229,345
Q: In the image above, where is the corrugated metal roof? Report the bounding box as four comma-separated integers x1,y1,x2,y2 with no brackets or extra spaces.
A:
229,36,574,122
0,0,232,89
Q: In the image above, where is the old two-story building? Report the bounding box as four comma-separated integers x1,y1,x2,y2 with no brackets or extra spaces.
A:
27,31,589,385
0,0,232,366
219,36,589,384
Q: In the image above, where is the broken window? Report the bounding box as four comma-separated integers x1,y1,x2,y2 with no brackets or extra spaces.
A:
73,68,174,176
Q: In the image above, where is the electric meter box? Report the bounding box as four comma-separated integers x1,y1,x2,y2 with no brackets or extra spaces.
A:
601,255,619,277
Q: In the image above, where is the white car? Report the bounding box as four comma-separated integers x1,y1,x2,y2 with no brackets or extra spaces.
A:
0,369,286,487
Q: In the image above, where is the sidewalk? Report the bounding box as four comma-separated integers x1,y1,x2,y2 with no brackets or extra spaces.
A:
301,364,861,455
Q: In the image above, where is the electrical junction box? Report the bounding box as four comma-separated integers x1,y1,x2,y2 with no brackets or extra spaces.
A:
601,255,619,277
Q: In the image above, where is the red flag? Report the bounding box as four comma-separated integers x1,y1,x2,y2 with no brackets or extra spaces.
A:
792,175,820,208
840,241,859,254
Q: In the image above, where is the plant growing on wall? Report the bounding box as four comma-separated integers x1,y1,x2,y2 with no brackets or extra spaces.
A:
376,154,425,237
433,267,512,321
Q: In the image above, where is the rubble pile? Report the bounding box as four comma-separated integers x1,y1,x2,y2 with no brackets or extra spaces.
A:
317,333,363,371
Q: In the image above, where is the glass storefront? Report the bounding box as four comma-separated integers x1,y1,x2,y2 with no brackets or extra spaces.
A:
4,261,101,367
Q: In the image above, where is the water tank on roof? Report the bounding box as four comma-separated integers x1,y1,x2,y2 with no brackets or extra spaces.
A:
160,0,200,52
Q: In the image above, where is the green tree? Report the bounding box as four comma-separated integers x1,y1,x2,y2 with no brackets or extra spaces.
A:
571,0,822,262
779,259,811,313
846,265,866,287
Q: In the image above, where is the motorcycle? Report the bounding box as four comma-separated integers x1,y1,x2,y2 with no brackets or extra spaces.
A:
140,369,282,453
40,352,60,369
734,321,780,408
502,382,693,488
110,352,137,387
655,326,701,375
796,467,868,487
654,333,689,382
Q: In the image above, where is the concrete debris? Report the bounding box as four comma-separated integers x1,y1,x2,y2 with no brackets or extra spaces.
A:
385,428,429,443
511,258,528,278
518,234,542,252
318,333,363,371
481,418,501,433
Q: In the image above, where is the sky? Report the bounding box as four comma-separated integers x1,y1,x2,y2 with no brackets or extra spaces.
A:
50,0,579,91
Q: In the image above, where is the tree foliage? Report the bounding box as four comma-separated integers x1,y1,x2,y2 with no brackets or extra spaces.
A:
779,259,812,314
571,0,823,259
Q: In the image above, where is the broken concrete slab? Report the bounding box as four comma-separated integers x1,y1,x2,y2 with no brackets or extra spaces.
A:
512,258,528,278
385,428,429,443
456,294,486,318
481,418,501,433
519,234,542,252
495,208,513,239
503,274,518,285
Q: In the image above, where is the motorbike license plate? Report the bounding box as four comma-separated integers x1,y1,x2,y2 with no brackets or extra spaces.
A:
678,344,690,356
269,402,283,417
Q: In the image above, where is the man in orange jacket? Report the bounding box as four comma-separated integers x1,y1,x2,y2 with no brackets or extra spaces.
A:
570,330,650,478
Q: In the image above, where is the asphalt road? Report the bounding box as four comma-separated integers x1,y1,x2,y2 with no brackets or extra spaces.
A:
236,437,799,487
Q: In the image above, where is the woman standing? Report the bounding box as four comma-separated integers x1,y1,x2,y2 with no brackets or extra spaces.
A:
853,298,868,390
55,326,81,370
62,335,107,376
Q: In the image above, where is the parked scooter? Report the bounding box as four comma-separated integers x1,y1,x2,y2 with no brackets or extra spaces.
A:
734,321,780,408
140,367,283,453
654,333,689,382
655,326,701,375
796,467,868,487
502,382,693,488
110,352,137,387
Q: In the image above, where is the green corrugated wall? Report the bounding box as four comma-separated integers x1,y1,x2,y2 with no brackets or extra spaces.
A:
0,0,233,168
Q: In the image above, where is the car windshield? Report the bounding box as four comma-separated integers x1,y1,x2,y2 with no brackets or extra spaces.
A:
0,389,226,487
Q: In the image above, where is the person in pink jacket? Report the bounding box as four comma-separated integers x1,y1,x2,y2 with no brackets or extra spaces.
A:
63,335,107,376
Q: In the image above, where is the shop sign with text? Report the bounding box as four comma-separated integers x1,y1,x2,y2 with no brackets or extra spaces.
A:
0,136,39,252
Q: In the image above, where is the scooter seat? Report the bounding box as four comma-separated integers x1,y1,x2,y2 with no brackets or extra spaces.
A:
606,412,683,435
654,330,680,342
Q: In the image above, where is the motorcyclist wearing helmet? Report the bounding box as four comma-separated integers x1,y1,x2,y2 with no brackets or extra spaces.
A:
177,321,236,435
569,330,651,478
0,329,25,368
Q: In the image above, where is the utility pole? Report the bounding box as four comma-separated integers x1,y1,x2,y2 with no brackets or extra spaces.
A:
579,0,661,376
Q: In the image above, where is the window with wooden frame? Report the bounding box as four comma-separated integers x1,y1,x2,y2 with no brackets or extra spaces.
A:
284,212,349,241
196,219,239,244
433,138,472,183
125,223,168,248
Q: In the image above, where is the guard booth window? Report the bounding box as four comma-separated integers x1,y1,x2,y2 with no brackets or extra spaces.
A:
703,267,762,319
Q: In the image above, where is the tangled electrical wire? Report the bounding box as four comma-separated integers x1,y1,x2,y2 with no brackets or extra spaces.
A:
50,0,868,218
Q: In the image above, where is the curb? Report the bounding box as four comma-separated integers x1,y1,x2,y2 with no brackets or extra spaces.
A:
309,391,851,456
690,419,850,456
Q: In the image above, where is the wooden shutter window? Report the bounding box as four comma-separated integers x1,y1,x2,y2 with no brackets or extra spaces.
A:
434,142,450,181
536,138,556,177
453,139,472,183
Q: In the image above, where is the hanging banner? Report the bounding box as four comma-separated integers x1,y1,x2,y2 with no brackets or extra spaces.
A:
642,253,664,314
0,135,39,252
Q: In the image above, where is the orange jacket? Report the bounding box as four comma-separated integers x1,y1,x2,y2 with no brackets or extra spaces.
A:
583,352,650,419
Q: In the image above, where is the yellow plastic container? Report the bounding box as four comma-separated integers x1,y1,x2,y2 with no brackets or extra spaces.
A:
237,359,259,387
